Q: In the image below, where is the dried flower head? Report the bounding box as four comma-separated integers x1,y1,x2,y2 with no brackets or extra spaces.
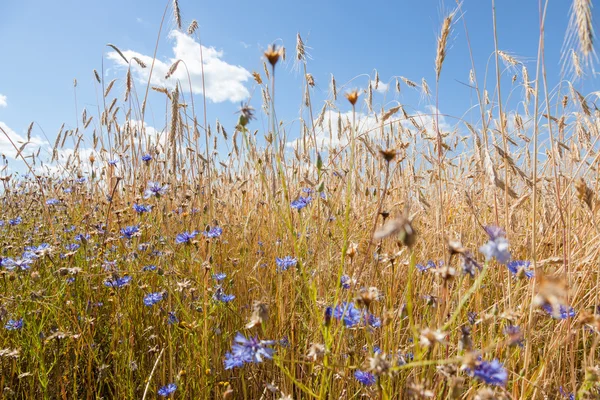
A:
345,90,359,106
246,301,269,329
264,44,283,67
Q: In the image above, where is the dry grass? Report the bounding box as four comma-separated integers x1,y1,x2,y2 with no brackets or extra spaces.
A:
0,1,599,399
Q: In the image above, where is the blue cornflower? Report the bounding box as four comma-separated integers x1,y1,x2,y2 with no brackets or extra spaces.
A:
1,257,34,271
63,187,72,193
416,260,437,272
203,226,223,238
559,387,575,400
223,332,276,370
157,383,177,397
142,264,157,272
5,318,24,331
333,302,362,327
291,196,312,210
9,216,22,226
46,198,60,206
120,225,140,239
65,243,80,252
142,154,152,162
479,226,511,264
354,370,376,386
104,275,132,288
175,231,198,244
144,181,169,199
470,359,508,386
133,204,152,213
543,303,576,319
108,159,119,166
364,313,382,328
506,260,534,278
167,312,178,325
75,233,90,242
212,273,227,282
213,286,235,303
76,177,87,184
276,256,297,272
340,275,351,289
302,187,313,193
144,292,164,306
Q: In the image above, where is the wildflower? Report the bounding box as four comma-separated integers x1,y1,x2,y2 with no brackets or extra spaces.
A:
340,275,351,289
213,286,235,303
108,159,119,166
237,102,255,127
461,252,481,276
142,153,152,162
46,198,60,206
291,196,312,210
416,260,437,272
542,303,576,319
2,257,34,271
104,275,132,289
324,306,333,326
167,312,179,325
9,216,22,226
144,292,164,306
75,233,90,242
506,260,534,278
133,204,152,213
354,370,376,386
175,231,198,244
223,332,276,369
276,256,297,272
76,177,87,184
5,318,24,331
157,383,177,397
203,226,223,238
144,181,169,199
212,272,227,281
470,359,508,386
479,226,511,264
333,302,362,327
120,225,140,239
504,325,524,347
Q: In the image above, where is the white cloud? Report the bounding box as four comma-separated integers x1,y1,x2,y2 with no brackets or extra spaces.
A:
0,94,7,108
287,105,453,151
370,80,389,94
0,121,47,159
107,31,251,103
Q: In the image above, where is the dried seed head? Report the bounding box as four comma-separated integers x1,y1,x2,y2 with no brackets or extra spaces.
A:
306,343,325,361
187,20,199,35
345,90,359,106
379,147,397,162
373,217,416,247
264,44,282,67
246,301,269,329
296,33,305,61
252,71,263,85
420,328,447,347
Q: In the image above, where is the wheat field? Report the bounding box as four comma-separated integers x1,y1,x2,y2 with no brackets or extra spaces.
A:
1,0,599,399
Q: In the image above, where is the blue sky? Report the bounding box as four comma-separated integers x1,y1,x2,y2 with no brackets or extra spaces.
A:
0,0,595,173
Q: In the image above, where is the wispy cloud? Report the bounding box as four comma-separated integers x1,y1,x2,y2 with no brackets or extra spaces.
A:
0,94,7,108
107,31,251,103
